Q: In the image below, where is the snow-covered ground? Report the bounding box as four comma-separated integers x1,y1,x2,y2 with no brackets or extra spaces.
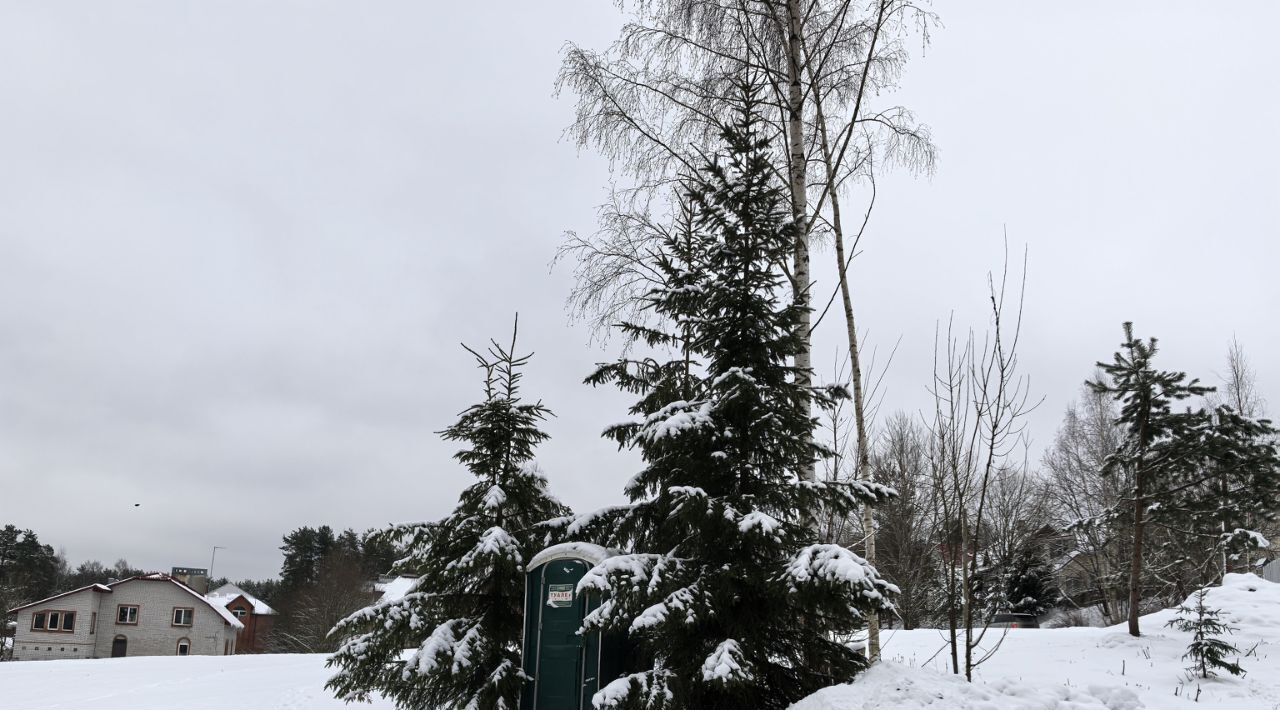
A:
0,653,393,710
798,573,1280,710
1,574,1276,710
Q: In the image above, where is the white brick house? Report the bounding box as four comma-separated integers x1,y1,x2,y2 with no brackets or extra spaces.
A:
7,573,242,661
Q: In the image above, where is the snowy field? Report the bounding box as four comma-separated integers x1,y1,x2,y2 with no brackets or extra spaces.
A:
0,653,393,710
2,574,1277,710
800,573,1280,710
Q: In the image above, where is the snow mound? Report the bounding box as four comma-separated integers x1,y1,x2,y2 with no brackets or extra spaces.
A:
797,573,1280,710
790,661,1141,710
1135,573,1280,636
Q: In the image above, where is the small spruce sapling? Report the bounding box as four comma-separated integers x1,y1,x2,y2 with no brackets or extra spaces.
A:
1165,589,1245,679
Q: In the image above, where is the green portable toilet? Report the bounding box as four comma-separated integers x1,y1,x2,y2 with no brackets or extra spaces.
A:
520,543,628,710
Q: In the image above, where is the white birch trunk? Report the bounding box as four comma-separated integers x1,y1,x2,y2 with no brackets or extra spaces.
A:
784,0,813,482
807,0,892,660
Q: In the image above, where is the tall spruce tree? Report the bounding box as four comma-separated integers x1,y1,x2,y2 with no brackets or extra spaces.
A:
327,320,569,710
1090,323,1280,637
570,88,897,710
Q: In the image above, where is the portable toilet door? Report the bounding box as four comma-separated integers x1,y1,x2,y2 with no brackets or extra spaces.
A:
521,543,614,710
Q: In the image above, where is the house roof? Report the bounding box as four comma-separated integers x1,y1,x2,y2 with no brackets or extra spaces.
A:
108,574,244,630
6,583,112,614
207,583,277,616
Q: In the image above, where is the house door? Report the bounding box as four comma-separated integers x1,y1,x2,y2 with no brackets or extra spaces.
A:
535,560,588,710
111,636,127,658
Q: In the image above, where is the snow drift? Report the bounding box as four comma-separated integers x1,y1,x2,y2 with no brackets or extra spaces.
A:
791,573,1280,710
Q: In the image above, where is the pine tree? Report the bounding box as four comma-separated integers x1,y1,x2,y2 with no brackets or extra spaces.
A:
570,87,897,710
1090,323,1280,636
279,525,338,593
1165,589,1244,678
326,320,570,710
0,525,61,604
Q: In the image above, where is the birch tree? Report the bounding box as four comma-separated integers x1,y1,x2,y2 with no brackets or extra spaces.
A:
558,0,934,437
559,0,935,341
1214,337,1266,419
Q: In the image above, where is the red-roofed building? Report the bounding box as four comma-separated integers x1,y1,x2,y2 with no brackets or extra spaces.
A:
206,583,277,653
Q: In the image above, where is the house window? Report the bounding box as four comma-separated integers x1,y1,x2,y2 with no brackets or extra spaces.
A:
30,610,75,632
172,608,194,626
117,605,139,625
176,638,191,656
232,608,247,618
90,612,96,635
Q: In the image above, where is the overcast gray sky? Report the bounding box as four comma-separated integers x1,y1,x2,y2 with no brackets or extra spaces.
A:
1,2,1275,582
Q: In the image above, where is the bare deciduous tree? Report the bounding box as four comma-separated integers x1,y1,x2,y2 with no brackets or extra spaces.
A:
273,551,371,654
869,413,944,631
1043,382,1130,624
925,249,1037,679
1206,336,1273,573
1209,336,1266,419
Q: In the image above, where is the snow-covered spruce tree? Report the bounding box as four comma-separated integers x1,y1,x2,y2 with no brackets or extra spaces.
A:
569,87,897,710
1165,589,1244,679
1003,547,1057,618
1090,322,1280,637
326,321,569,710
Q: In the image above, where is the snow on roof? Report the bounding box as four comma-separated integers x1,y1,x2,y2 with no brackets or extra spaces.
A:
526,542,615,571
6,583,112,613
108,575,243,630
373,576,420,604
207,583,277,616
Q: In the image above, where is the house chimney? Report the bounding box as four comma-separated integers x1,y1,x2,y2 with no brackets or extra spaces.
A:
170,566,210,594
